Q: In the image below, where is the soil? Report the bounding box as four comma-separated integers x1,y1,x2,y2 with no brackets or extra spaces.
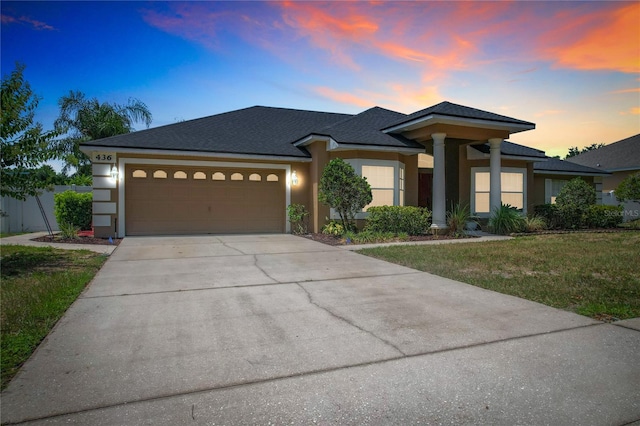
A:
32,235,123,246
302,233,468,246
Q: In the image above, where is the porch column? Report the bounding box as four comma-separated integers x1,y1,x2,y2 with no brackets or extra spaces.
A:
489,138,503,214
430,133,448,232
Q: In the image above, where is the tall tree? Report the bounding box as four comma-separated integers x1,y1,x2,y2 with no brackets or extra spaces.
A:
565,143,605,159
1,63,60,200
54,91,152,174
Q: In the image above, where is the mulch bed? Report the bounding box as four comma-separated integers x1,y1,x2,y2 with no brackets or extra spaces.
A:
302,233,468,246
32,235,123,246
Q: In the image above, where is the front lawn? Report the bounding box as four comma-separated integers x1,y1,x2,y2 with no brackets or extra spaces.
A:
0,245,107,389
359,232,640,320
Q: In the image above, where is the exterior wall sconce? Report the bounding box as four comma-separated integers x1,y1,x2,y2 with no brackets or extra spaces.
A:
111,164,119,180
291,170,299,186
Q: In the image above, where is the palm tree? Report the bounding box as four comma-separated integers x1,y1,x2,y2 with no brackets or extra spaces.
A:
55,91,152,175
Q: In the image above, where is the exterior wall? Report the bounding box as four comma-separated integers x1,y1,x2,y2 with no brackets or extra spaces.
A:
91,162,118,238
0,186,91,234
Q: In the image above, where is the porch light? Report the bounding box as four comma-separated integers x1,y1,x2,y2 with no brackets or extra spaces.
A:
291,170,299,186
110,164,119,180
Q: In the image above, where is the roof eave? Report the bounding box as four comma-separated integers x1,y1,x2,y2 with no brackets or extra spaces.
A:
533,170,611,177
292,134,424,155
382,114,535,135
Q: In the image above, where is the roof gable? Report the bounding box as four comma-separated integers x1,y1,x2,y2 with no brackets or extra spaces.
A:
566,134,640,171
469,140,546,159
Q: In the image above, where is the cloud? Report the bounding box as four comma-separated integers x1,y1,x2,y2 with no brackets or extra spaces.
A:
610,88,640,95
538,2,640,73
1,13,55,30
620,107,640,115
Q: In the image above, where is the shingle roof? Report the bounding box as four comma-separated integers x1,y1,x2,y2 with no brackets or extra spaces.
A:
81,106,353,158
302,107,423,149
470,141,547,159
384,101,534,130
534,157,610,175
566,134,640,171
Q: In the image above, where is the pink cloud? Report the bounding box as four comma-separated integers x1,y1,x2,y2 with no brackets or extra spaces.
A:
1,13,55,30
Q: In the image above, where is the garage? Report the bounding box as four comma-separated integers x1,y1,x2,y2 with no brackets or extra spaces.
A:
124,165,286,235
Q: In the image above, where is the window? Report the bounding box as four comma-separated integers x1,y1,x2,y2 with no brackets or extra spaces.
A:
266,174,279,182
545,179,568,204
230,173,243,181
173,171,187,179
153,170,167,179
471,168,526,215
193,172,206,180
362,165,395,208
249,173,261,181
212,172,225,181
132,170,147,178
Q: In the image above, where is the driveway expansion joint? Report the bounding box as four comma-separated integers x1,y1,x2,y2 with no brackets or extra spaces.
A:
296,282,407,356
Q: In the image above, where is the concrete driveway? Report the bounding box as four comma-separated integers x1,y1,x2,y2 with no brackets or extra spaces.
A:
2,234,639,425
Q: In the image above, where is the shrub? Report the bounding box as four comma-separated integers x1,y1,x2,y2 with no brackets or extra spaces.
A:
555,177,596,228
447,203,471,237
523,215,547,232
615,172,640,203
53,191,92,230
321,220,344,236
287,204,309,235
489,204,525,235
534,204,560,229
584,205,623,228
365,205,431,236
318,158,372,231
58,222,80,239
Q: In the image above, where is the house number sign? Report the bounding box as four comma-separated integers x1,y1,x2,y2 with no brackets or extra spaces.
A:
92,152,116,163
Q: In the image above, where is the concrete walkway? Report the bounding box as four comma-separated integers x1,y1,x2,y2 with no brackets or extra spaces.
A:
1,234,639,425
0,232,118,255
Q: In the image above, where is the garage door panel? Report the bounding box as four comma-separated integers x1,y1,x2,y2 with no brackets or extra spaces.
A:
125,166,285,235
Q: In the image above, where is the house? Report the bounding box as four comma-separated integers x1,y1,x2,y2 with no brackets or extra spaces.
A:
566,134,640,220
79,101,602,238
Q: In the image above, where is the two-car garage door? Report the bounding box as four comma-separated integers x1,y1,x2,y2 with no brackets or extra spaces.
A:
125,165,286,235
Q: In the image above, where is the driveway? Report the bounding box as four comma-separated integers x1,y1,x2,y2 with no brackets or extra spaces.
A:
2,235,639,425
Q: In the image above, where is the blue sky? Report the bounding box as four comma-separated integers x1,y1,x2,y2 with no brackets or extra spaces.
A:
2,1,639,160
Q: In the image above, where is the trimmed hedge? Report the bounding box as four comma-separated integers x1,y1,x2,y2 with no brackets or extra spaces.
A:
584,205,623,228
54,191,93,230
534,203,623,229
364,206,431,235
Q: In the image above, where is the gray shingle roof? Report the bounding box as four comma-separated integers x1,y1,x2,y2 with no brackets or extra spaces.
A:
303,107,423,149
566,134,640,171
81,106,353,158
470,141,547,158
534,157,609,175
384,101,534,130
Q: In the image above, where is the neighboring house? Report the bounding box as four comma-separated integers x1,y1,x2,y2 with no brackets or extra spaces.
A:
566,134,640,220
79,101,602,237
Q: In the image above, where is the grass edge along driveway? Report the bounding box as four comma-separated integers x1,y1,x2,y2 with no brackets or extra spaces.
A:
1,245,108,390
359,232,640,321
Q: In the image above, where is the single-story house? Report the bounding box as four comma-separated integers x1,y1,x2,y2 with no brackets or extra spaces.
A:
79,101,606,238
566,133,640,220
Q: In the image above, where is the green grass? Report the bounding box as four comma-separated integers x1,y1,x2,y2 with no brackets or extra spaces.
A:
0,232,27,238
1,245,107,390
358,232,640,321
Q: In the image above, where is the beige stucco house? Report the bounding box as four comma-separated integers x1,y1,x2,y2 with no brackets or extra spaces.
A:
80,101,604,238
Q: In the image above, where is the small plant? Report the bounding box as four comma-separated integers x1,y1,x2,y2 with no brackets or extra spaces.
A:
447,202,471,237
58,222,80,239
287,204,309,235
489,204,525,235
322,220,345,236
523,215,547,233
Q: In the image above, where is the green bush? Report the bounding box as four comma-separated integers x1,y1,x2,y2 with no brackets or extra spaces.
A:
489,204,525,235
287,203,309,235
615,172,640,203
555,178,596,228
58,222,80,239
523,215,547,232
584,205,623,228
321,220,345,236
447,203,471,237
534,204,560,229
54,191,92,230
364,205,431,236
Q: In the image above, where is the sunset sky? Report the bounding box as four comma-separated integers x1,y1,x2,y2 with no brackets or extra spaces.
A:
2,1,639,159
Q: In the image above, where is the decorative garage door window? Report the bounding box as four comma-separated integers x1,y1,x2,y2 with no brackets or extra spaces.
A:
132,170,147,178
127,169,282,183
153,170,167,179
193,172,206,180
213,172,225,180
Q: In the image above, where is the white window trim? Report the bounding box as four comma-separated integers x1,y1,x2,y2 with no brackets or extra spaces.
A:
545,178,569,204
470,167,527,217
330,159,405,220
117,158,292,236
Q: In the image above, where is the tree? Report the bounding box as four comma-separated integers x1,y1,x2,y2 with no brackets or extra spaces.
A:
565,143,605,159
616,172,640,203
1,63,60,200
54,91,152,174
555,177,596,228
318,158,372,231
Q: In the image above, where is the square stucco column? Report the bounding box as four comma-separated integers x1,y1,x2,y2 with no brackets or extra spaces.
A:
489,138,503,214
430,133,448,232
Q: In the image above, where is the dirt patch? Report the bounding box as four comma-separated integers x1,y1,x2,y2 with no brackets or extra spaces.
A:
32,235,122,246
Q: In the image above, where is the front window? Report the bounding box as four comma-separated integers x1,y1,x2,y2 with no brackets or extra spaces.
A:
545,179,568,204
471,168,526,215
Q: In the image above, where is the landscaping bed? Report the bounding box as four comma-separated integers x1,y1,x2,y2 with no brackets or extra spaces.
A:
303,232,471,246
31,234,122,246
